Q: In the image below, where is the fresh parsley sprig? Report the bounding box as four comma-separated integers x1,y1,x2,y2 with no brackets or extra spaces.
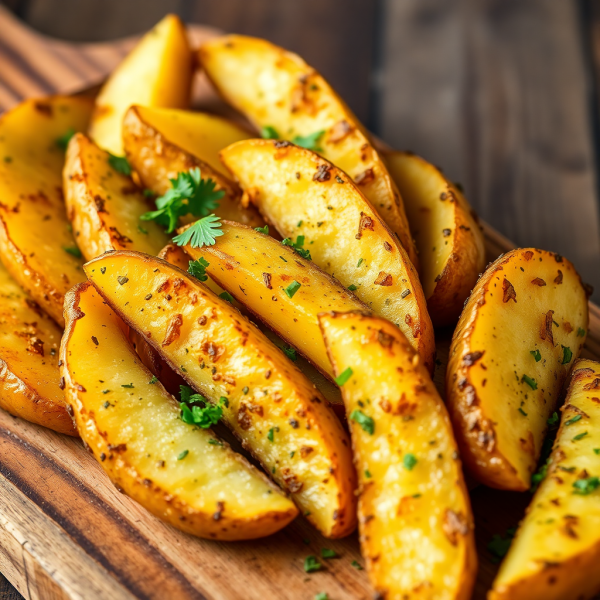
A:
188,257,210,281
179,385,226,428
282,235,311,260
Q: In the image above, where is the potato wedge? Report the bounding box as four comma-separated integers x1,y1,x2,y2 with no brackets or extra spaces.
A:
88,15,192,155
490,359,600,600
64,133,170,260
220,140,435,373
199,35,418,266
319,311,476,600
85,250,357,538
384,151,486,326
0,260,75,435
0,96,93,326
61,281,297,540
447,248,589,491
183,220,370,380
125,106,252,176
122,105,263,227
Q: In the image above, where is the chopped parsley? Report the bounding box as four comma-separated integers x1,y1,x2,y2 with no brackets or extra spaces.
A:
297,220,303,227
108,153,131,176
63,245,82,258
284,280,301,298
573,476,600,495
547,412,559,426
292,130,325,152
142,167,224,233
137,224,148,235
303,555,322,573
208,438,223,446
518,407,528,416
335,367,353,386
348,284,358,291
173,215,224,248
179,385,225,428
255,224,269,235
364,469,372,479
577,327,586,337
282,235,311,260
561,345,573,364
403,453,417,470
349,409,374,435
148,376,158,384
177,449,189,460
522,374,538,390
594,448,600,455
321,548,338,559
530,349,541,362
121,383,134,388
357,258,364,267
283,346,298,361
267,427,279,442
56,128,75,150
351,560,363,570
487,527,516,563
188,257,210,281
219,291,234,303
315,594,328,600
565,414,582,426
573,431,588,441
261,125,280,139
531,461,549,492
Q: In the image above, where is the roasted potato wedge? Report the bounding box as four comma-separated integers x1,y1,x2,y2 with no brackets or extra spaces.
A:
0,96,93,326
199,35,418,266
124,106,252,176
447,248,589,491
0,260,75,435
64,133,169,260
220,140,435,373
384,151,486,326
88,15,192,155
61,281,297,540
85,250,357,538
182,220,370,381
490,359,600,600
320,311,476,600
122,105,263,227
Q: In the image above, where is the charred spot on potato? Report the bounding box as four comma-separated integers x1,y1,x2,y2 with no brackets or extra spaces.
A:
377,330,394,348
531,278,546,286
162,313,183,347
26,336,44,356
356,212,375,239
237,404,252,430
354,168,375,186
502,279,517,303
463,351,484,366
328,119,353,143
541,310,555,345
383,241,392,252
203,341,224,362
313,164,332,182
281,468,303,493
93,195,107,213
583,378,600,391
213,501,225,521
442,228,452,237
34,102,53,117
110,227,133,246
59,376,66,390
523,251,534,261
262,272,272,289
443,509,469,546
563,321,573,333
107,443,127,453
299,445,313,458
554,270,563,285
374,272,393,286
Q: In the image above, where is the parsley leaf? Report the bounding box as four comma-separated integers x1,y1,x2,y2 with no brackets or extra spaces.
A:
304,555,322,573
177,449,189,460
573,476,600,495
578,327,586,337
282,235,311,260
219,291,234,303
293,130,325,152
403,453,417,470
255,224,269,235
351,560,363,570
63,245,82,259
530,349,541,362
56,128,76,151
547,412,559,426
315,594,329,600
321,548,338,559
348,284,358,291
267,427,279,442
148,376,158,384
349,409,374,435
522,374,538,390
335,367,353,386
487,527,517,563
179,385,226,428
108,153,131,176
573,431,588,441
518,407,528,416
561,345,573,365
173,215,224,248
565,414,582,426
188,257,210,281
282,346,298,361
284,280,301,298
261,126,280,139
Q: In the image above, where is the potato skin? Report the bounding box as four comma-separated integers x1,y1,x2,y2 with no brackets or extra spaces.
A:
88,14,192,155
490,360,600,600
85,250,357,538
447,248,589,490
320,311,476,600
61,282,297,540
0,96,93,326
122,105,264,227
220,139,435,374
384,151,486,326
199,35,418,267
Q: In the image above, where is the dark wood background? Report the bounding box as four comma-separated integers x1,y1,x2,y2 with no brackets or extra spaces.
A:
1,1,600,598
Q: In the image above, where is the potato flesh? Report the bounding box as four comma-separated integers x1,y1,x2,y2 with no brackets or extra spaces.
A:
184,221,368,380
88,15,192,155
320,312,476,600
64,133,169,260
122,106,263,228
61,283,295,539
447,249,588,490
132,106,251,176
384,151,485,325
0,260,75,435
85,251,357,538
491,360,600,600
221,140,435,373
199,35,418,267
0,97,92,326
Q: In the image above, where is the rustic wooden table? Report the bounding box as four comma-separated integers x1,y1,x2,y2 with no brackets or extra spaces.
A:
0,1,600,599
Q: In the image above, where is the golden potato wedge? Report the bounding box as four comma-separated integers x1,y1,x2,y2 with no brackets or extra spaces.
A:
183,220,370,381
88,15,192,155
122,105,263,227
384,151,486,326
85,250,357,538
447,248,589,491
199,35,418,266
61,281,297,540
0,96,93,326
125,106,252,176
64,133,169,260
0,260,75,435
490,359,600,600
220,140,435,373
319,311,476,600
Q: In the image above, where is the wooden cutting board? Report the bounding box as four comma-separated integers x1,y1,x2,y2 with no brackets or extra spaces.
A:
1,6,600,599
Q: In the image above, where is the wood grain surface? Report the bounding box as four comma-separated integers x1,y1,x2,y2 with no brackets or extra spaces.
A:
0,3,600,599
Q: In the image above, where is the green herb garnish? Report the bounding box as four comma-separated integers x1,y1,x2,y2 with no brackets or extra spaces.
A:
530,349,541,362
282,235,311,260
351,560,363,570
108,153,131,176
188,257,210,281
349,409,374,435
573,476,600,495
261,126,280,139
561,345,573,364
565,415,582,426
121,383,134,388
573,432,588,441
283,346,298,361
578,327,586,337
522,375,538,390
348,284,358,291
219,291,234,303
255,224,269,235
177,449,189,460
304,555,322,573
284,280,301,298
56,128,75,150
267,427,279,442
487,527,517,563
403,453,417,470
63,246,82,258
335,367,353,386
518,407,528,416
179,385,225,428
321,548,338,559
148,376,158,384
547,412,559,426
292,130,325,152
173,214,224,248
